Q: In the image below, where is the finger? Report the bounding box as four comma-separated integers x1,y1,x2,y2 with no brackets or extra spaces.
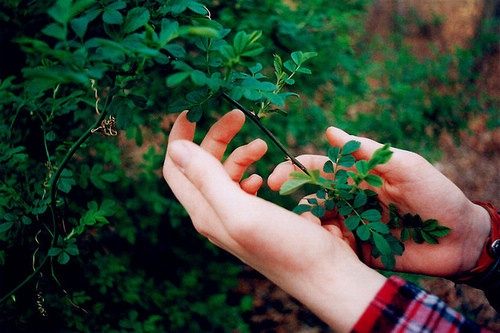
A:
240,174,263,195
224,138,267,182
267,155,329,191
200,109,246,160
168,110,196,143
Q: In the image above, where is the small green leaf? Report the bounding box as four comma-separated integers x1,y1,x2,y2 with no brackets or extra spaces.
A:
328,147,340,162
337,155,355,168
57,252,71,264
412,229,424,244
428,226,451,237
353,192,367,208
372,232,392,256
361,209,381,222
311,205,326,218
355,160,368,175
48,247,63,256
421,231,439,244
400,227,410,242
279,178,311,195
323,161,334,173
123,7,150,34
324,200,335,211
344,215,360,231
65,247,79,256
293,205,311,214
0,222,14,232
364,174,383,187
368,144,393,169
368,222,390,234
357,225,371,241
341,140,361,155
167,72,190,86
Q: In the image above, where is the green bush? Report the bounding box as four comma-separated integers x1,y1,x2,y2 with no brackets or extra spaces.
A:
0,0,497,331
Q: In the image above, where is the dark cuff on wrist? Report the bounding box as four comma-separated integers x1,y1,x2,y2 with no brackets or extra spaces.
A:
452,202,500,311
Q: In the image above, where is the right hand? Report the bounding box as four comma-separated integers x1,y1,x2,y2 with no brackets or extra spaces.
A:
268,126,491,277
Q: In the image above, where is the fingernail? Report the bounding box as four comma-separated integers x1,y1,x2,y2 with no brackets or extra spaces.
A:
168,141,192,172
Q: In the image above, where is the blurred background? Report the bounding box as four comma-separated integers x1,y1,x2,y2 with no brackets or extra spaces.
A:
0,0,499,331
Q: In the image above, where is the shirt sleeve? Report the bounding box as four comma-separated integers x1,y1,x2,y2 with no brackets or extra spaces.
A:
351,275,494,333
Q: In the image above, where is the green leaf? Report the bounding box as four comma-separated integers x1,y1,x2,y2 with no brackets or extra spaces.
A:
368,144,393,169
337,203,353,216
353,192,367,208
42,23,66,40
337,155,355,168
324,200,335,211
279,178,311,195
123,7,150,34
293,205,311,214
421,231,439,244
356,224,370,241
400,227,410,242
355,160,368,175
364,174,383,187
381,255,396,270
323,160,334,173
187,106,203,122
372,232,392,256
342,140,361,155
65,246,79,256
190,70,207,86
428,226,451,238
167,72,190,86
412,229,424,244
0,222,14,232
344,215,360,231
58,252,71,264
328,147,340,162
361,209,381,222
187,27,218,38
48,247,63,256
311,205,326,218
368,222,390,234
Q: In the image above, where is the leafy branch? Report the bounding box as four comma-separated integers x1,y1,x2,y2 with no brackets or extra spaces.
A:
280,141,450,270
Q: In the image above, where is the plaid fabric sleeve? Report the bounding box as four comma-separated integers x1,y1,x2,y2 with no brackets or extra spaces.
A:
351,275,495,333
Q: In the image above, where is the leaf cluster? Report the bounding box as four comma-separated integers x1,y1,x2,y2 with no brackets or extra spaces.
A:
280,141,450,270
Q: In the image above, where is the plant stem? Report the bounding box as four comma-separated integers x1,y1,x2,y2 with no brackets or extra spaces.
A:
0,83,115,304
221,93,310,175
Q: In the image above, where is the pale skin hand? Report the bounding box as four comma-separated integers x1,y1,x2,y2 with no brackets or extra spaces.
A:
163,110,386,333
268,126,492,277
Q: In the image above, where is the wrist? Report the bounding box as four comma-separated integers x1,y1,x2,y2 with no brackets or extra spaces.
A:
297,259,386,333
458,201,492,274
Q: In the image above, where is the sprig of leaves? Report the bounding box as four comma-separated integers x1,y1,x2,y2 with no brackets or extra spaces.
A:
280,141,450,270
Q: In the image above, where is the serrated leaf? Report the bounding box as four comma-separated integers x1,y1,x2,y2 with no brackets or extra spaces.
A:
372,232,392,256
361,209,381,222
328,147,340,162
421,231,439,244
368,144,393,169
279,178,311,195
337,203,353,216
422,219,438,231
293,205,311,214
337,155,355,168
355,160,368,175
344,215,360,231
64,247,79,256
323,160,334,173
428,226,451,237
341,140,361,155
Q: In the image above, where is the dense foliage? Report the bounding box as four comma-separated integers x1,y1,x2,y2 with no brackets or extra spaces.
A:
0,0,498,331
